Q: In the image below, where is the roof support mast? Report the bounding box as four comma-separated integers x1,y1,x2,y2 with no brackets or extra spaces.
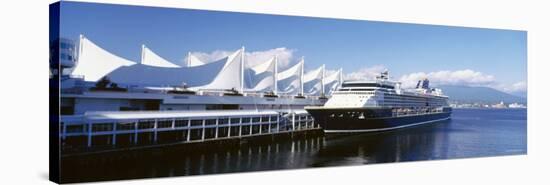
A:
78,34,84,60
321,64,325,96
240,46,245,94
300,57,304,96
338,68,344,87
140,44,146,64
187,52,191,67
274,55,278,95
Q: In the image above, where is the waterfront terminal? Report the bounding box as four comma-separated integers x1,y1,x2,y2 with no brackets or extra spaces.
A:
56,35,343,154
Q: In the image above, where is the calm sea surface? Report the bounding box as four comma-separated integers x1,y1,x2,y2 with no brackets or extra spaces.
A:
61,108,527,182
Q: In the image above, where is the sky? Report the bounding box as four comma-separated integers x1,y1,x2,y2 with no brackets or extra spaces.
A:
59,1,527,96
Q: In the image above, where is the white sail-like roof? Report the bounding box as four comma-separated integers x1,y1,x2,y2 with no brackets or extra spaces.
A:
250,57,275,74
106,57,227,87
303,65,324,95
324,68,343,95
141,45,181,68
71,35,136,82
187,53,206,67
277,58,303,94
69,35,334,96
191,48,244,91
246,57,276,92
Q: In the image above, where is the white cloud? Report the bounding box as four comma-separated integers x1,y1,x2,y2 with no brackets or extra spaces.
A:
491,81,527,94
247,48,295,68
340,67,525,94
324,69,339,76
398,69,495,89
189,50,234,64
344,65,386,80
187,47,296,68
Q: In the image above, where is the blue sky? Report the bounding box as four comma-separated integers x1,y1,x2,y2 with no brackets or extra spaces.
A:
59,2,527,94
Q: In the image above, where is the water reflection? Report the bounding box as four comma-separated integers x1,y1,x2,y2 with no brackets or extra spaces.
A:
312,120,451,166
61,109,527,183
61,121,452,182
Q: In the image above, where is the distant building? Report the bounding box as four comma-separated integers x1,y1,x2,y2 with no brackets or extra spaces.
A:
508,102,527,108
491,101,506,109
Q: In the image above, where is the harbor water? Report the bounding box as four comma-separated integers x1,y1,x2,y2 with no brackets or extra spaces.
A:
60,108,527,183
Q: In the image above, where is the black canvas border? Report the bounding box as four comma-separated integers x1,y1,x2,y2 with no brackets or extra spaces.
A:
49,1,61,183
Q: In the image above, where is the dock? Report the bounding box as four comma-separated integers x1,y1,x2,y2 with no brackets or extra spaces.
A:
60,109,320,155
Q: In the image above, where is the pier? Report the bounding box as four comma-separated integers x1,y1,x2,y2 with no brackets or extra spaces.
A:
60,110,319,155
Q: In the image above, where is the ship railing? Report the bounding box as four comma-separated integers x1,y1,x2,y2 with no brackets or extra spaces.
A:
390,106,447,117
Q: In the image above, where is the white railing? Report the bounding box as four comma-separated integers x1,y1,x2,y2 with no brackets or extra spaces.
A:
60,111,316,148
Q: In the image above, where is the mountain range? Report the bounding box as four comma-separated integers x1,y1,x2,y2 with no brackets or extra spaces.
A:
435,85,527,104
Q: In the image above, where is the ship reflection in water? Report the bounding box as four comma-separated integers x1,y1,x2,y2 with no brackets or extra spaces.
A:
61,109,526,183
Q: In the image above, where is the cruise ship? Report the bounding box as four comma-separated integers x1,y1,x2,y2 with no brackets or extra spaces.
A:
305,71,452,133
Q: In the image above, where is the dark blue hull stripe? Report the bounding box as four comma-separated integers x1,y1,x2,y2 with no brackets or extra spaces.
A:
324,116,450,133
306,108,452,133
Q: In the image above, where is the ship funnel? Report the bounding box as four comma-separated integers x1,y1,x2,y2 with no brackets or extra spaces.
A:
416,78,430,89
377,70,389,80
421,78,430,89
